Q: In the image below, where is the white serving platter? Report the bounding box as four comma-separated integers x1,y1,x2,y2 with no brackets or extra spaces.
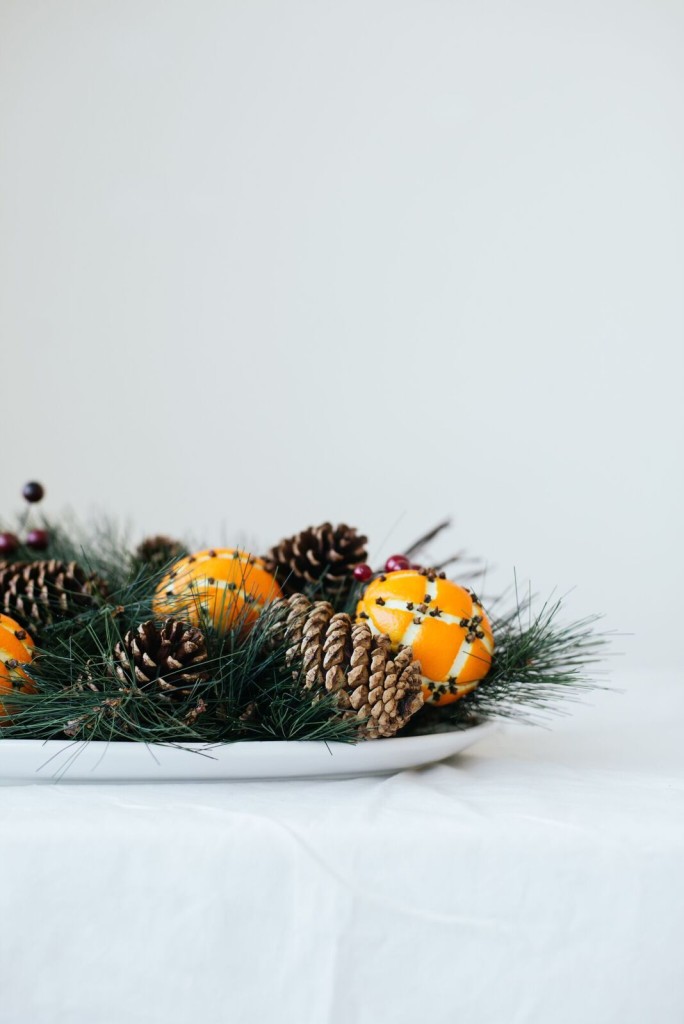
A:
0,722,496,782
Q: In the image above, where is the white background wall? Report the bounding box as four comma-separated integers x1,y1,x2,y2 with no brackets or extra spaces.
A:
0,0,681,669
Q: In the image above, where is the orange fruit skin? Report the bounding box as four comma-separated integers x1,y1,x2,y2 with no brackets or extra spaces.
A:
0,613,36,720
356,571,494,704
152,548,282,635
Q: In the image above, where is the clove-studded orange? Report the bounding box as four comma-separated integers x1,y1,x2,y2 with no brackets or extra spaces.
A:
152,548,282,635
356,569,494,704
0,613,36,719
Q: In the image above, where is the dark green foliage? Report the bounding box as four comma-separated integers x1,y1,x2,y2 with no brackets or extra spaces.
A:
0,516,611,745
1,574,359,744
407,594,611,735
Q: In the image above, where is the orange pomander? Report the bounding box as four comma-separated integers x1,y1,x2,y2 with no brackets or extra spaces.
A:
152,548,282,635
356,569,494,704
0,613,36,719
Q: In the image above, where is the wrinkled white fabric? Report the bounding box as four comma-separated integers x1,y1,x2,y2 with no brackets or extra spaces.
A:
0,671,682,1024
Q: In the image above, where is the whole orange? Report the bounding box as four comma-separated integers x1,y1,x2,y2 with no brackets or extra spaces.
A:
0,613,36,720
153,548,282,635
356,569,494,704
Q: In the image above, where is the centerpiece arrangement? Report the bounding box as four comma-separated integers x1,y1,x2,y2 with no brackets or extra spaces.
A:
0,483,608,753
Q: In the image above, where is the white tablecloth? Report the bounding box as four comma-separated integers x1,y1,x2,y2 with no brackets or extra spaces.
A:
1,670,682,1024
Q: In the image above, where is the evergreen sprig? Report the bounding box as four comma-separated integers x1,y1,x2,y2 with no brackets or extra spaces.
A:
407,595,612,734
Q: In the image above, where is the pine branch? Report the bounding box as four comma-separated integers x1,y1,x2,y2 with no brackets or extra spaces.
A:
408,595,612,734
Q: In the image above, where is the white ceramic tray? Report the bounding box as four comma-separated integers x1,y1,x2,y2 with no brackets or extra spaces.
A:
0,722,495,782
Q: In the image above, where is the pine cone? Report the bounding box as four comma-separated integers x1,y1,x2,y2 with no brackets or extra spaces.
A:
134,535,187,572
268,595,424,738
343,626,424,739
113,618,209,698
0,560,108,627
264,522,368,600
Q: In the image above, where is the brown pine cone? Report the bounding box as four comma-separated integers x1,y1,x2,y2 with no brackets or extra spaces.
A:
113,618,209,697
342,626,424,739
266,594,336,686
267,595,424,738
264,522,368,600
134,535,187,572
0,560,108,627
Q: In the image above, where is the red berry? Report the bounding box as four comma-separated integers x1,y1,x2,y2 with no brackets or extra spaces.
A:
26,528,49,551
385,554,410,573
0,532,20,555
353,563,373,582
22,481,45,504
